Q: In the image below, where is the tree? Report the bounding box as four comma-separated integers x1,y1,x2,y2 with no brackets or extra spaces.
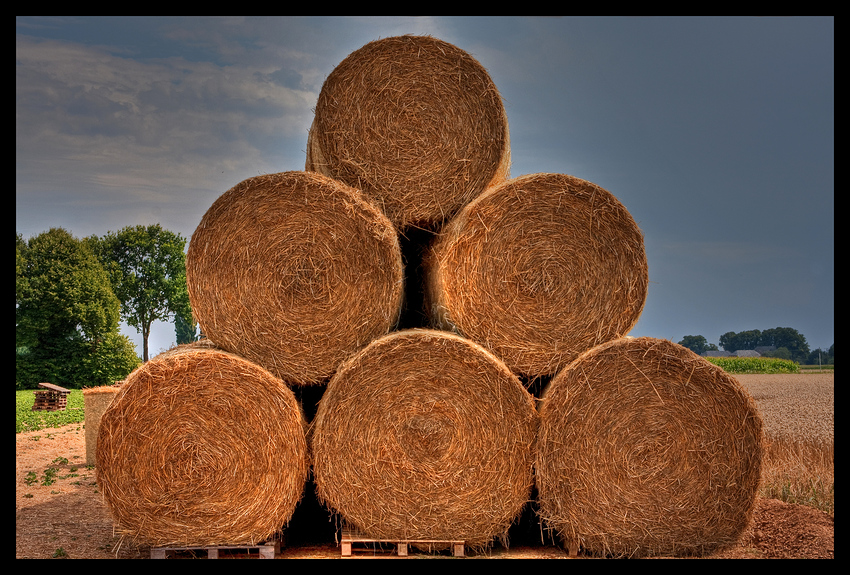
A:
16,228,140,388
88,224,190,362
678,335,717,355
719,330,762,352
759,327,810,364
719,326,812,364
175,310,200,345
807,345,834,366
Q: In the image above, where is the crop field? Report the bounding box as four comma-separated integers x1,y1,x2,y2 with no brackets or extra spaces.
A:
16,389,85,433
705,356,800,374
736,372,833,443
736,373,834,516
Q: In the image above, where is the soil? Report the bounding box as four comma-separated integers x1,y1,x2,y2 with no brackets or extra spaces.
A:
16,373,834,559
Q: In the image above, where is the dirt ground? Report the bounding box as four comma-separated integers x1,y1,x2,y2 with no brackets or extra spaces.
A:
16,373,833,559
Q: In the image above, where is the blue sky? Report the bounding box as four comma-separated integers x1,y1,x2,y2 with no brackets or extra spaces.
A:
16,16,834,356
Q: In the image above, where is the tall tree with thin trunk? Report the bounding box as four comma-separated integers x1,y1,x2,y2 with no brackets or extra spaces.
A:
88,224,191,362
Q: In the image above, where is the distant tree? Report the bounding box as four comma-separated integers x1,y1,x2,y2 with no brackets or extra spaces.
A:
16,228,140,388
720,327,812,364
807,346,834,366
88,224,190,361
678,335,717,355
720,330,762,352
758,327,810,364
174,310,200,345
762,346,792,360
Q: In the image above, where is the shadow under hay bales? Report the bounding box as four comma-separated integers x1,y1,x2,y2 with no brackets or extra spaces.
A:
285,479,337,546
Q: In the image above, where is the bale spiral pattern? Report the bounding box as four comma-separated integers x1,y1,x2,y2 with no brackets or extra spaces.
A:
306,35,511,229
427,173,648,378
310,329,538,548
96,343,310,548
186,171,404,385
535,337,764,557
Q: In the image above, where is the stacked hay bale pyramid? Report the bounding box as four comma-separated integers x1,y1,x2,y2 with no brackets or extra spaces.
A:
95,34,763,557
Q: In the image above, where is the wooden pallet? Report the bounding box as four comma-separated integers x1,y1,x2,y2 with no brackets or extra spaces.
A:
31,390,68,411
340,528,464,557
150,539,280,559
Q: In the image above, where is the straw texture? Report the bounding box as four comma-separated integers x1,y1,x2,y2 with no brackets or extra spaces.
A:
186,171,404,385
306,35,511,229
310,329,538,549
426,172,648,378
96,343,309,548
536,337,764,557
82,383,123,466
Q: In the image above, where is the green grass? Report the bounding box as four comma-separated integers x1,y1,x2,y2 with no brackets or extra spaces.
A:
16,389,86,434
704,356,800,374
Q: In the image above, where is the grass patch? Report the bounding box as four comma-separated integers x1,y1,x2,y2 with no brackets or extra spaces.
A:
705,356,800,374
16,390,86,433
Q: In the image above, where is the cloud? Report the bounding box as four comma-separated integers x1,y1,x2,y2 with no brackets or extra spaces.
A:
16,34,317,190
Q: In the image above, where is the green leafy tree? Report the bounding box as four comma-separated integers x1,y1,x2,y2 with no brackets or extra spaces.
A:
16,228,140,388
762,346,792,360
175,310,200,345
759,327,810,364
807,345,834,366
719,329,762,352
678,335,718,355
88,224,191,361
720,327,812,364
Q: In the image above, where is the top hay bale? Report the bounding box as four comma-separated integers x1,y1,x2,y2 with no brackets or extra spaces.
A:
426,173,648,379
306,35,511,230
535,337,764,557
310,329,538,549
186,171,404,385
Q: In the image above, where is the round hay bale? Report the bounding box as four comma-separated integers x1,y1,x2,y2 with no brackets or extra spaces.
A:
535,337,764,557
426,172,648,378
306,34,511,230
96,343,309,548
186,171,404,385
310,329,538,549
82,382,124,467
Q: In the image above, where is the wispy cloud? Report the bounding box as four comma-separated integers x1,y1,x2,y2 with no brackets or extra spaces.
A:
16,34,318,195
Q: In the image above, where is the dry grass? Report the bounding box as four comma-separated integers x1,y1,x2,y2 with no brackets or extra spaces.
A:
185,171,404,385
310,329,538,549
760,436,834,516
306,35,510,230
96,343,310,548
735,373,834,516
426,173,648,378
535,337,764,558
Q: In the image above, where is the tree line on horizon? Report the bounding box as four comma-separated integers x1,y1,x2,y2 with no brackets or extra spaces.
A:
678,330,833,366
16,225,200,389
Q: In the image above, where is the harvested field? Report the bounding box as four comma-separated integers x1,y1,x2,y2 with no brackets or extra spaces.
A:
735,373,834,443
16,373,833,559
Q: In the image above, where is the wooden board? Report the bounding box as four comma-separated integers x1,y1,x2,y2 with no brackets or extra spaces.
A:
150,540,280,559
340,528,464,557
32,390,68,411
